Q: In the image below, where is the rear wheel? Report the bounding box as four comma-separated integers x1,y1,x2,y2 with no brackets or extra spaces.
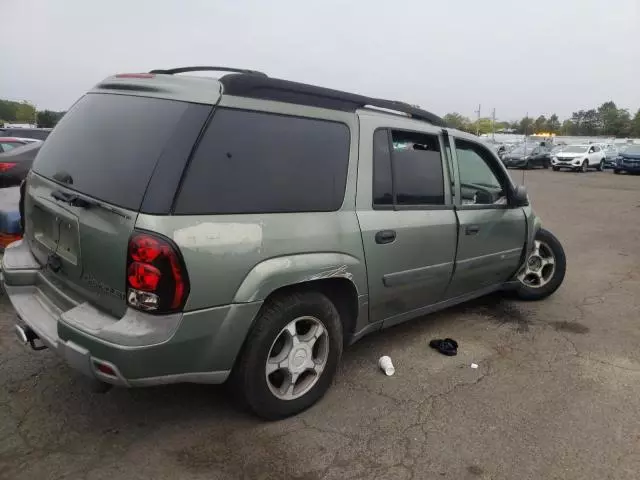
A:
552,166,559,172
543,160,550,169
614,169,621,175
232,291,343,419
597,159,604,171
515,228,566,301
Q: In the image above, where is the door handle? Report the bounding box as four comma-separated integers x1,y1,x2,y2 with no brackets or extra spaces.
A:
465,225,480,235
375,230,396,244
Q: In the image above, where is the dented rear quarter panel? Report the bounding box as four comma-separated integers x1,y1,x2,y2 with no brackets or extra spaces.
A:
135,211,367,311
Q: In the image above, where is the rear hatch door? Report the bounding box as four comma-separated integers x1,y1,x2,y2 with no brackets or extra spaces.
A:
27,91,212,317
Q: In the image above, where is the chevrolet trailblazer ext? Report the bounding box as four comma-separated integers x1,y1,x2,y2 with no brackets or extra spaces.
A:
3,67,566,419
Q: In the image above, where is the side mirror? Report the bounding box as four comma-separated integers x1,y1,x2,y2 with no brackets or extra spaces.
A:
510,184,529,207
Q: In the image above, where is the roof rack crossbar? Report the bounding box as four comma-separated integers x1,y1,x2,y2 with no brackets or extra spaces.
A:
149,66,268,77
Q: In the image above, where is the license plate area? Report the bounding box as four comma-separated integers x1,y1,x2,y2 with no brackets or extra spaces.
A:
57,217,80,267
31,204,59,253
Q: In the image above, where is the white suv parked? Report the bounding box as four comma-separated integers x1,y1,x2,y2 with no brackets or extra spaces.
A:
551,144,606,172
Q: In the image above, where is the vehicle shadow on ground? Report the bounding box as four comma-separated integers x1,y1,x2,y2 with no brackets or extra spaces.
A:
67,292,531,423
1,290,537,444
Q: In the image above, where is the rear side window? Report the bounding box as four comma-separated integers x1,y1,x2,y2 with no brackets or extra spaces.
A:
373,129,445,207
174,108,350,214
33,94,200,210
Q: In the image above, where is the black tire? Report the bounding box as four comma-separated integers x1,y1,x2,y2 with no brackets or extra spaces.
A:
515,228,566,301
552,166,559,171
232,291,343,420
580,160,588,173
543,160,550,169
614,169,621,175
597,160,604,171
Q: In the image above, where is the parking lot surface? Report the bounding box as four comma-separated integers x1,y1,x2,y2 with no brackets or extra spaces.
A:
1,170,639,480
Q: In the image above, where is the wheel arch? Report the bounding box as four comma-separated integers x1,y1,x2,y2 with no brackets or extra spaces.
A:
233,253,367,343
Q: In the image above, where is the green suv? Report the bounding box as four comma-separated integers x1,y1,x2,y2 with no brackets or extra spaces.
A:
3,67,566,419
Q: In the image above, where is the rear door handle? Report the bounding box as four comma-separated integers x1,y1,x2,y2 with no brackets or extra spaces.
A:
375,230,396,244
465,225,480,235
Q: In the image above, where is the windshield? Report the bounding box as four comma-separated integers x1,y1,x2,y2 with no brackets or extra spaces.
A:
624,145,640,154
32,93,196,210
511,146,537,155
563,146,589,153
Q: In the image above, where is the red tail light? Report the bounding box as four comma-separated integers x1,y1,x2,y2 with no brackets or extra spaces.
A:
0,163,17,172
126,231,189,313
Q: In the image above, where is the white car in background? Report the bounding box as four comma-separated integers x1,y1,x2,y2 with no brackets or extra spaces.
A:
551,144,606,172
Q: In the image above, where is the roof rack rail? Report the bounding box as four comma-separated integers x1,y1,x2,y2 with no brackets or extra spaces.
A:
218,74,447,127
149,66,268,76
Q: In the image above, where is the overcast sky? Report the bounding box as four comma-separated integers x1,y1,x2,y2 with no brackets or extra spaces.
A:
3,0,639,120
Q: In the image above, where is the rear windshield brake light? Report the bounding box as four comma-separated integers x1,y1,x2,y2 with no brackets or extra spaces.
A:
115,73,155,79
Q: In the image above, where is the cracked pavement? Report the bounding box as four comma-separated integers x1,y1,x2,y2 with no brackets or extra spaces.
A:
1,169,639,480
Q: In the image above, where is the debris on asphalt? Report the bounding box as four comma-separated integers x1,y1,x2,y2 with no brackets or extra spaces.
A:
378,356,395,376
429,338,458,356
471,363,479,369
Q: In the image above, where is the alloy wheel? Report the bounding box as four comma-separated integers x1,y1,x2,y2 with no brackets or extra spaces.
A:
517,240,556,289
265,316,329,401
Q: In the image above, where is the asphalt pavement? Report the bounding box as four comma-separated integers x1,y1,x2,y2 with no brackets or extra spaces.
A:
1,169,639,480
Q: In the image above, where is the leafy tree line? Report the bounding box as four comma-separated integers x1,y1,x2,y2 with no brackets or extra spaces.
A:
0,99,66,129
443,101,640,138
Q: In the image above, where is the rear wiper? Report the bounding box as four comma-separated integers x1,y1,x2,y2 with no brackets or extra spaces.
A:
50,190,131,219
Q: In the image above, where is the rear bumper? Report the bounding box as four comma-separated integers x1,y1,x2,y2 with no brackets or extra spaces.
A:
2,240,262,387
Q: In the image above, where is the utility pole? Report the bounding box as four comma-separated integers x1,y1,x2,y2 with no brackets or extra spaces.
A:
475,104,481,136
491,108,496,141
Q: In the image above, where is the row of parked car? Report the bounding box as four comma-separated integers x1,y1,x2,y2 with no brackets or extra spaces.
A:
0,128,50,187
495,141,640,174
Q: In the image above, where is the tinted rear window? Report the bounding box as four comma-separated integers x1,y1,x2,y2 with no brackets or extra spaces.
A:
32,93,195,210
174,108,350,214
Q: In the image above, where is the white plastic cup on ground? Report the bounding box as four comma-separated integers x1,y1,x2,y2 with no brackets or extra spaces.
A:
378,356,395,376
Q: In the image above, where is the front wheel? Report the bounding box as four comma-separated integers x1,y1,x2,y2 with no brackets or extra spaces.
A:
597,160,604,171
515,228,566,301
580,160,588,173
232,291,343,419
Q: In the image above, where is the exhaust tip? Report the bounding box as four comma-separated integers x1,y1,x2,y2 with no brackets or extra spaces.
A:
15,324,29,344
14,324,47,350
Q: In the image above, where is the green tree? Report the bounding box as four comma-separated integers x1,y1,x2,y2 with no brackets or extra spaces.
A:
14,101,36,123
631,109,640,137
469,117,494,135
533,115,548,133
598,101,618,135
0,100,20,122
581,109,599,135
570,110,585,134
560,119,575,135
519,116,534,135
443,112,471,131
547,114,560,133
36,110,65,128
